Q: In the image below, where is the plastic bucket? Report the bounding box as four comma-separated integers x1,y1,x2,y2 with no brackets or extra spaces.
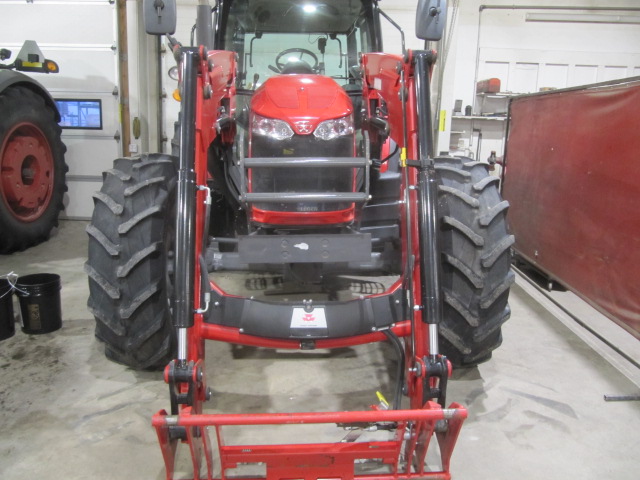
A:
0,279,15,340
15,273,62,334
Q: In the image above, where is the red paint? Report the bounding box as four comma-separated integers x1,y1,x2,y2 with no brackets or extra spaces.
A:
157,42,464,480
0,122,55,221
153,402,467,480
250,206,355,225
362,53,407,148
252,75,353,132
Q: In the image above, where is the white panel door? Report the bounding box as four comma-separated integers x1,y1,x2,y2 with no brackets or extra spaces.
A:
539,64,569,90
0,0,120,219
477,8,640,94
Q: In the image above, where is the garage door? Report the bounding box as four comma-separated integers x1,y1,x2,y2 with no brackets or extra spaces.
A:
476,8,640,93
1,0,121,219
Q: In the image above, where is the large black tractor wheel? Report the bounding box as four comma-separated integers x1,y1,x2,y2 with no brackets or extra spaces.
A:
85,154,177,369
435,156,514,367
0,86,67,253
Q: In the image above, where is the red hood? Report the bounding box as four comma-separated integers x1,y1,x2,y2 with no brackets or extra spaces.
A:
251,75,353,135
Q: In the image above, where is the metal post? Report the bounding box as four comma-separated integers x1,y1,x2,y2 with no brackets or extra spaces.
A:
196,1,214,50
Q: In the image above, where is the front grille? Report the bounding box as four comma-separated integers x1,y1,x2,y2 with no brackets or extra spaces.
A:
252,134,352,158
250,135,355,213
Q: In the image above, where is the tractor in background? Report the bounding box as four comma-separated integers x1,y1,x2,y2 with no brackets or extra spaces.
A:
0,40,67,253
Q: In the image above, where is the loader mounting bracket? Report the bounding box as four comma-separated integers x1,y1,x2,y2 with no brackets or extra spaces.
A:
166,360,205,416
424,356,450,408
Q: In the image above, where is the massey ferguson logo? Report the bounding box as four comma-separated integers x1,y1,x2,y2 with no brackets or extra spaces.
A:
294,121,313,134
290,307,327,329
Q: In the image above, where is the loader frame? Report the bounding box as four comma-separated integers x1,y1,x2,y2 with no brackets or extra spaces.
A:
140,1,468,478
153,40,468,479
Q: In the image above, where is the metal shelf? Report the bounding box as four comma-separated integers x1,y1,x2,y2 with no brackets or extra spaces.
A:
451,115,507,121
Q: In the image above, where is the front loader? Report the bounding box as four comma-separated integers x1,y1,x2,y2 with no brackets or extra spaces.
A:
86,1,514,478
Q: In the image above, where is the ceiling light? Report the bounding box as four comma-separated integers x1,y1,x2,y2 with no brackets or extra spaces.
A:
526,12,640,24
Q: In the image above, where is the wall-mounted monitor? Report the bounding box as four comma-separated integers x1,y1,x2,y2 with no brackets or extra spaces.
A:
55,99,103,129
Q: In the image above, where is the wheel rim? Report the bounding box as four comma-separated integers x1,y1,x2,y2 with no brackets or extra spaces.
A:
0,122,55,222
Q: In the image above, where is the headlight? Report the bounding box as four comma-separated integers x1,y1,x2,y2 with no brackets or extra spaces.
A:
252,114,294,140
313,115,354,141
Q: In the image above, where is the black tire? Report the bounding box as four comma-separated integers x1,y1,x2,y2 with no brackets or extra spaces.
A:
0,86,67,253
435,156,514,367
85,154,177,369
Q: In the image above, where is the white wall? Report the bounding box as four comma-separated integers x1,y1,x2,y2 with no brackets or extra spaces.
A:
438,0,640,161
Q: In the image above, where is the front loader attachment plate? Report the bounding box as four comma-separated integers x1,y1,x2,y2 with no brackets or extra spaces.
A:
153,403,467,480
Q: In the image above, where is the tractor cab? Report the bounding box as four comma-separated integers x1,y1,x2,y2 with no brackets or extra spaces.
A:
216,0,379,87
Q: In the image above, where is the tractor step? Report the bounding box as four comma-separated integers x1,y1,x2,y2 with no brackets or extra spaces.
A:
153,403,467,480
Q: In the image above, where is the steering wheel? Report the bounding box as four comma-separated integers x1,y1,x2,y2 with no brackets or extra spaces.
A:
274,48,319,72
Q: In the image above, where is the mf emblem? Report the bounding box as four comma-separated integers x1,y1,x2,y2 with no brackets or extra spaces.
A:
294,121,313,134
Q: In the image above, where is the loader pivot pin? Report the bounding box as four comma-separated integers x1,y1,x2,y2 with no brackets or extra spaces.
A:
424,355,450,408
166,359,205,418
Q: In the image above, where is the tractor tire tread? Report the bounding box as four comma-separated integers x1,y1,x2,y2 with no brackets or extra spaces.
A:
116,242,162,278
435,156,513,367
442,215,484,247
86,154,177,370
92,192,124,215
85,224,120,256
479,200,510,227
442,253,484,289
438,185,480,208
473,175,500,192
117,204,165,235
84,262,120,300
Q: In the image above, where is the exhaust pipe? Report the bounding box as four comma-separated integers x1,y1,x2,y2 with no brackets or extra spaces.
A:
196,0,214,50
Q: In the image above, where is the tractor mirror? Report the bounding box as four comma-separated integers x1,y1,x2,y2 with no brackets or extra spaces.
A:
416,0,447,41
143,0,177,35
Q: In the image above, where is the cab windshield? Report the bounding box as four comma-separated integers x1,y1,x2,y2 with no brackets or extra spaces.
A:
217,0,379,89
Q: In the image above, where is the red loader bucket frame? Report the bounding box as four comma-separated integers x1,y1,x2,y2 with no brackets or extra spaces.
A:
140,1,470,479
157,51,466,480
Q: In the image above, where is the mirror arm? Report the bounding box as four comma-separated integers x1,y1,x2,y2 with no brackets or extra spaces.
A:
377,8,406,57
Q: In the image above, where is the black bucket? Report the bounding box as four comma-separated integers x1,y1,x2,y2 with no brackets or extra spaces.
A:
0,279,15,340
15,273,62,334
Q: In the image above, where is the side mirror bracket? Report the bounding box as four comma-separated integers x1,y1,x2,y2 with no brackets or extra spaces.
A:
144,0,177,36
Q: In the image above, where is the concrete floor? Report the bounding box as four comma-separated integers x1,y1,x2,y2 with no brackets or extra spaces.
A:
0,219,638,480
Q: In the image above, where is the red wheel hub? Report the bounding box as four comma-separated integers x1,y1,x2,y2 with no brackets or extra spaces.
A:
1,122,54,221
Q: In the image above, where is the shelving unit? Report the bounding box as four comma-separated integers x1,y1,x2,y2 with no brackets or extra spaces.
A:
449,92,514,163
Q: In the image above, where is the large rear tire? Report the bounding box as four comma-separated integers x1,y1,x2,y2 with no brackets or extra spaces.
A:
0,86,67,253
85,154,177,369
435,156,514,367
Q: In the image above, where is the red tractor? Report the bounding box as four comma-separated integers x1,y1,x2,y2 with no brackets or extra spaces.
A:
86,1,513,478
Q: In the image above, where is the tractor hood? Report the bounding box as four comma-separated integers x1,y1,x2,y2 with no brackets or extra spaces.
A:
251,75,353,135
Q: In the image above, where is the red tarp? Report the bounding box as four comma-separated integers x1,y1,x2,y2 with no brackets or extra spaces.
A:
503,77,640,338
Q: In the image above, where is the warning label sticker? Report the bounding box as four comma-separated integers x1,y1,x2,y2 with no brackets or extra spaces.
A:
290,307,327,329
